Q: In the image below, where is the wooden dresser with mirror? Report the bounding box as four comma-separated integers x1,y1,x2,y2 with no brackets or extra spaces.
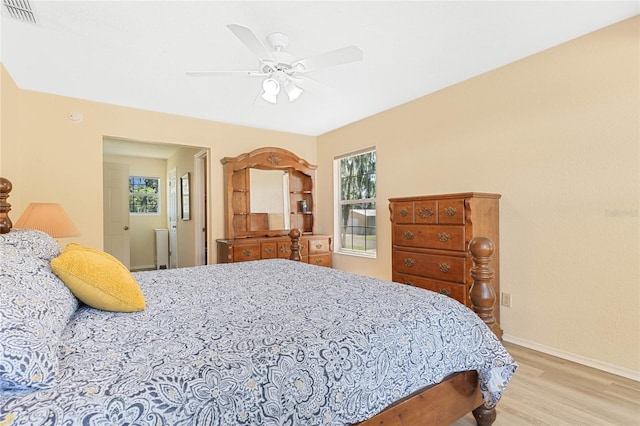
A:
216,147,332,267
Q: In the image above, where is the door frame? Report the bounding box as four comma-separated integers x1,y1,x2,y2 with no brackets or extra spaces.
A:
194,150,209,266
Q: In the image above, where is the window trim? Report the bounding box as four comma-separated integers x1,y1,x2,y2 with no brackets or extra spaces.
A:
333,148,377,258
129,176,161,215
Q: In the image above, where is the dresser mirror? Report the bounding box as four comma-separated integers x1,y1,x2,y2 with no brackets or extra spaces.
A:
249,169,290,231
221,147,317,239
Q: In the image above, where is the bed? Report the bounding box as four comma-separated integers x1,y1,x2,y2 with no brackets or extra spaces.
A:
0,177,516,425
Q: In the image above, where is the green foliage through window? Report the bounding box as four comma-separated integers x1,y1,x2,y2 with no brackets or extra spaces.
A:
129,177,159,214
337,150,376,255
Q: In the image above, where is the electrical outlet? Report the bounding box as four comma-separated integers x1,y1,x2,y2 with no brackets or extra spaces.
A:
501,292,512,308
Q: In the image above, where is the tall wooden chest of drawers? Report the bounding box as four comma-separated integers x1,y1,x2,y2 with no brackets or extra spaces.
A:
389,193,501,332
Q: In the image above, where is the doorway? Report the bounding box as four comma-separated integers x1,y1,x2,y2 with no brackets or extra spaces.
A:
102,137,210,269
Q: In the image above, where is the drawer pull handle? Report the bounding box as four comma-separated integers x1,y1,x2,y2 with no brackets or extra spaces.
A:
242,249,252,256
264,247,273,254
280,247,290,253
418,207,434,219
315,258,323,264
444,206,457,217
439,288,451,296
404,231,414,240
404,258,414,267
439,262,451,273
399,208,409,217
438,232,451,242
315,243,323,249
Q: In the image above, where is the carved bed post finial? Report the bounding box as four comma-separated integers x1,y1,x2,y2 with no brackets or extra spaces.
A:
469,236,501,338
0,177,13,234
288,228,302,262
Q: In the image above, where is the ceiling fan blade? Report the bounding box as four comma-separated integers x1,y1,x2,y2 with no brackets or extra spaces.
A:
227,24,275,63
186,70,268,77
294,45,363,72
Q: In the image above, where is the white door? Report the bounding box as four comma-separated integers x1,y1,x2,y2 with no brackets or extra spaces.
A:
103,162,130,268
168,167,178,268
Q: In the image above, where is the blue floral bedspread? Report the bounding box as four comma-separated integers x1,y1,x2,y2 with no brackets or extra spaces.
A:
1,259,516,425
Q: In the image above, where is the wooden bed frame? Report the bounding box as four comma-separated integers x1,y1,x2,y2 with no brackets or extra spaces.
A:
0,177,499,426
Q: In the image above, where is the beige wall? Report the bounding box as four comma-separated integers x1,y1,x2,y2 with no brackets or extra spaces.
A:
317,17,639,376
0,65,317,264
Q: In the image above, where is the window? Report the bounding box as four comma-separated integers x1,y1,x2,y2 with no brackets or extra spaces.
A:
334,149,376,256
129,176,160,214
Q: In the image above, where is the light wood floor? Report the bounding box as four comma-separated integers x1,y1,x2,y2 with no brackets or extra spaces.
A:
452,342,640,425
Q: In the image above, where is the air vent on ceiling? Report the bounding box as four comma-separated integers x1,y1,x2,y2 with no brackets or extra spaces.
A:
2,0,38,25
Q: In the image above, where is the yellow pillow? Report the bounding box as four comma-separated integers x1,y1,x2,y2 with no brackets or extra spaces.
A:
51,245,145,312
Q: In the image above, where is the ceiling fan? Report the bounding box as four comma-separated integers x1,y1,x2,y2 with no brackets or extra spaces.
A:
186,24,363,104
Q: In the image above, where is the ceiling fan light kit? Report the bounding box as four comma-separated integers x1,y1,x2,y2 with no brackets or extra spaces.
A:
186,24,363,105
261,78,280,104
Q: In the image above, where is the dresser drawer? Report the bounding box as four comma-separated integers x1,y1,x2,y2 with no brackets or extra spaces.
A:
393,272,468,305
393,224,465,251
233,243,261,262
308,253,332,267
277,240,309,259
392,250,466,282
261,242,278,259
307,238,331,254
438,199,465,224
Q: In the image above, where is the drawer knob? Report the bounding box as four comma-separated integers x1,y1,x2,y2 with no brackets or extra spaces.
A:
242,249,252,256
418,207,434,219
315,243,323,249
399,208,409,217
439,288,451,296
404,231,414,240
444,206,457,217
280,246,289,253
438,232,451,242
439,262,451,273
315,258,323,264
264,247,273,254
404,258,414,267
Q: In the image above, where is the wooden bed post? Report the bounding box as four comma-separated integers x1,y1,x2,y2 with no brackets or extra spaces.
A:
0,177,12,234
288,228,302,261
469,236,501,338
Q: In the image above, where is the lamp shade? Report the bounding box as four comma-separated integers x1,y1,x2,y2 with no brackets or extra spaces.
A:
15,203,80,238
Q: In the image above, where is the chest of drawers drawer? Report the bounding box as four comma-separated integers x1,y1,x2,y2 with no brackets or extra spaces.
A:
393,272,468,305
392,249,467,282
393,224,465,251
437,199,465,224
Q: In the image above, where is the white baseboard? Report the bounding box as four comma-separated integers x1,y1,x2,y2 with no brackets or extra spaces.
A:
130,264,156,272
503,334,640,382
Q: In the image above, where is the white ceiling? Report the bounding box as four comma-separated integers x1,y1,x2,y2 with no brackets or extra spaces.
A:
2,1,638,137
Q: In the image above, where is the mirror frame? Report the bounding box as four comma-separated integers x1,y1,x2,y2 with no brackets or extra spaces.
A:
221,147,317,239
